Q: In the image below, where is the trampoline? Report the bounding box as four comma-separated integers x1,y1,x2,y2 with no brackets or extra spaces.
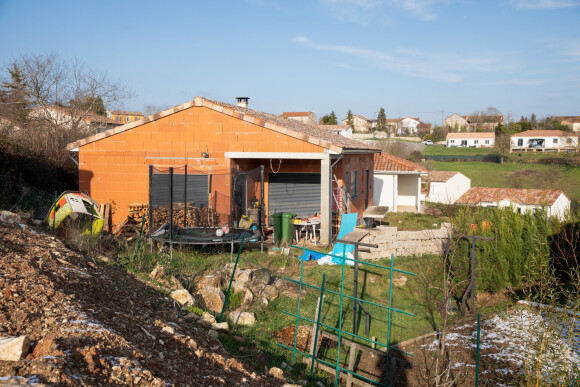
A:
150,224,260,245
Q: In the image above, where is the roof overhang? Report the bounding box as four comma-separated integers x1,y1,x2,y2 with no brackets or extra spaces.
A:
225,151,336,160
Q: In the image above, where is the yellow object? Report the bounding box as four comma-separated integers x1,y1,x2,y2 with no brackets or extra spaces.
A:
239,215,252,229
47,192,104,235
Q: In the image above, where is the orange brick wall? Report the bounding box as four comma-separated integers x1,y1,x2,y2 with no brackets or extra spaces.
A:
79,106,326,227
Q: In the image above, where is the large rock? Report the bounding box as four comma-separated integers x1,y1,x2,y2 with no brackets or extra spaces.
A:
199,287,225,313
0,336,30,361
149,264,166,280
234,269,252,284
230,311,256,326
211,321,230,333
170,289,195,306
263,285,279,301
198,275,221,290
168,275,184,290
251,268,271,286
198,312,216,328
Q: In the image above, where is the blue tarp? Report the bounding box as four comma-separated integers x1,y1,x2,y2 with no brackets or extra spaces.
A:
298,213,358,264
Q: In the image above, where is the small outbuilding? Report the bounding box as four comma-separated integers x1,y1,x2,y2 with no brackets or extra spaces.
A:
373,153,427,212
66,97,379,244
455,187,570,220
424,171,471,204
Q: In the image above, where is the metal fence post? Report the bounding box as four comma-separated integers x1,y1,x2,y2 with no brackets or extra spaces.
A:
310,274,326,379
385,254,395,386
219,236,246,323
475,313,481,387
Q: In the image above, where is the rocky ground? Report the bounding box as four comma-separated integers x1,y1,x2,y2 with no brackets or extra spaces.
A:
0,213,288,386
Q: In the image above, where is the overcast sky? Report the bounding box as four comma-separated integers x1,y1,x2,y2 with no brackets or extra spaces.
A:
1,0,579,125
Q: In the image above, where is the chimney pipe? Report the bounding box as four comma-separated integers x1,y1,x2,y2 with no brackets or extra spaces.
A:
236,97,249,108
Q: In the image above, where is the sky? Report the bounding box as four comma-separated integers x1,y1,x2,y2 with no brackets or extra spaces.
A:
0,0,579,125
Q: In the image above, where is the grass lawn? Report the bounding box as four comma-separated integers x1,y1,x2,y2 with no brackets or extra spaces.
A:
431,161,580,203
423,145,494,156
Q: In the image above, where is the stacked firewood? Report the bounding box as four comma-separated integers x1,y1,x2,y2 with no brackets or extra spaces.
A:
124,203,220,235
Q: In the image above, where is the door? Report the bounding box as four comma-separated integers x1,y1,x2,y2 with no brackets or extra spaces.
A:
268,172,321,224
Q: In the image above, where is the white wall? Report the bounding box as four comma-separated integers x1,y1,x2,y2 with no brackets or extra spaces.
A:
511,135,579,151
427,173,471,204
550,194,571,220
446,137,495,147
398,174,418,206
374,174,395,209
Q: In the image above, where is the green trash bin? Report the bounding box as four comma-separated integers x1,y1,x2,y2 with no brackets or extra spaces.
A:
281,213,297,244
273,213,283,246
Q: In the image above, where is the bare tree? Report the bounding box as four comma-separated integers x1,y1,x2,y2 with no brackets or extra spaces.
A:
8,52,133,139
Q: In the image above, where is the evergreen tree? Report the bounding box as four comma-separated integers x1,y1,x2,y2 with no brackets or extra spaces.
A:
377,107,387,131
320,111,338,125
346,109,354,129
0,63,30,126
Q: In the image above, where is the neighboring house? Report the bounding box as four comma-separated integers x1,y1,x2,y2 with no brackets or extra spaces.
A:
373,153,427,213
343,114,373,133
66,96,379,244
317,124,352,138
396,117,420,136
30,106,118,132
107,110,144,124
446,132,495,147
444,113,469,131
550,116,580,133
280,111,317,126
455,187,570,220
444,113,504,131
423,171,471,204
510,130,579,152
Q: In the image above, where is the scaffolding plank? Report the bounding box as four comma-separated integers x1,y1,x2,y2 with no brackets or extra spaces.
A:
341,229,369,243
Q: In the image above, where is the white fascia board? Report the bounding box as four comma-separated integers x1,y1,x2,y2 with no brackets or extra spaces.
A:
225,152,327,160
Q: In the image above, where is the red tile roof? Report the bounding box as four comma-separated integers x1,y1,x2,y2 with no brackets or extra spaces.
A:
281,112,313,117
511,130,576,137
108,110,144,116
66,97,380,152
446,132,495,139
354,114,372,122
426,171,460,182
374,153,427,173
455,187,564,206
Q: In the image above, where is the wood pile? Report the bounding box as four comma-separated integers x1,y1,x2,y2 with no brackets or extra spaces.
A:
119,203,221,236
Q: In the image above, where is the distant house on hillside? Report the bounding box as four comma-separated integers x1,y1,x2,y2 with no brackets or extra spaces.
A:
446,132,495,147
510,130,579,152
423,171,471,204
281,111,317,126
373,153,427,213
317,124,352,138
396,117,420,136
549,116,580,133
30,106,119,132
444,113,504,132
455,187,570,220
343,114,373,133
107,110,144,124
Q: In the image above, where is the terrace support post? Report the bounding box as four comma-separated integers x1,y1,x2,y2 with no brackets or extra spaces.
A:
392,175,398,213
416,174,421,213
169,167,174,260
320,152,331,245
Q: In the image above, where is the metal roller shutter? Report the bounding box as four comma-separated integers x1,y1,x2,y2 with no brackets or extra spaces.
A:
268,173,320,223
151,174,209,208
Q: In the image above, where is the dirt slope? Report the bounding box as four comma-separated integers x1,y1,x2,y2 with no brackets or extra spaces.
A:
0,217,282,386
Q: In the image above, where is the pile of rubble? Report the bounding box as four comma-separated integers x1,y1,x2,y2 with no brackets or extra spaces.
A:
0,212,291,386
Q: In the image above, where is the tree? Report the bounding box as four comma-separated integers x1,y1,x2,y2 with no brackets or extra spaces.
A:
8,51,133,138
0,63,30,126
376,107,387,131
320,111,338,125
469,106,503,131
345,109,354,130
